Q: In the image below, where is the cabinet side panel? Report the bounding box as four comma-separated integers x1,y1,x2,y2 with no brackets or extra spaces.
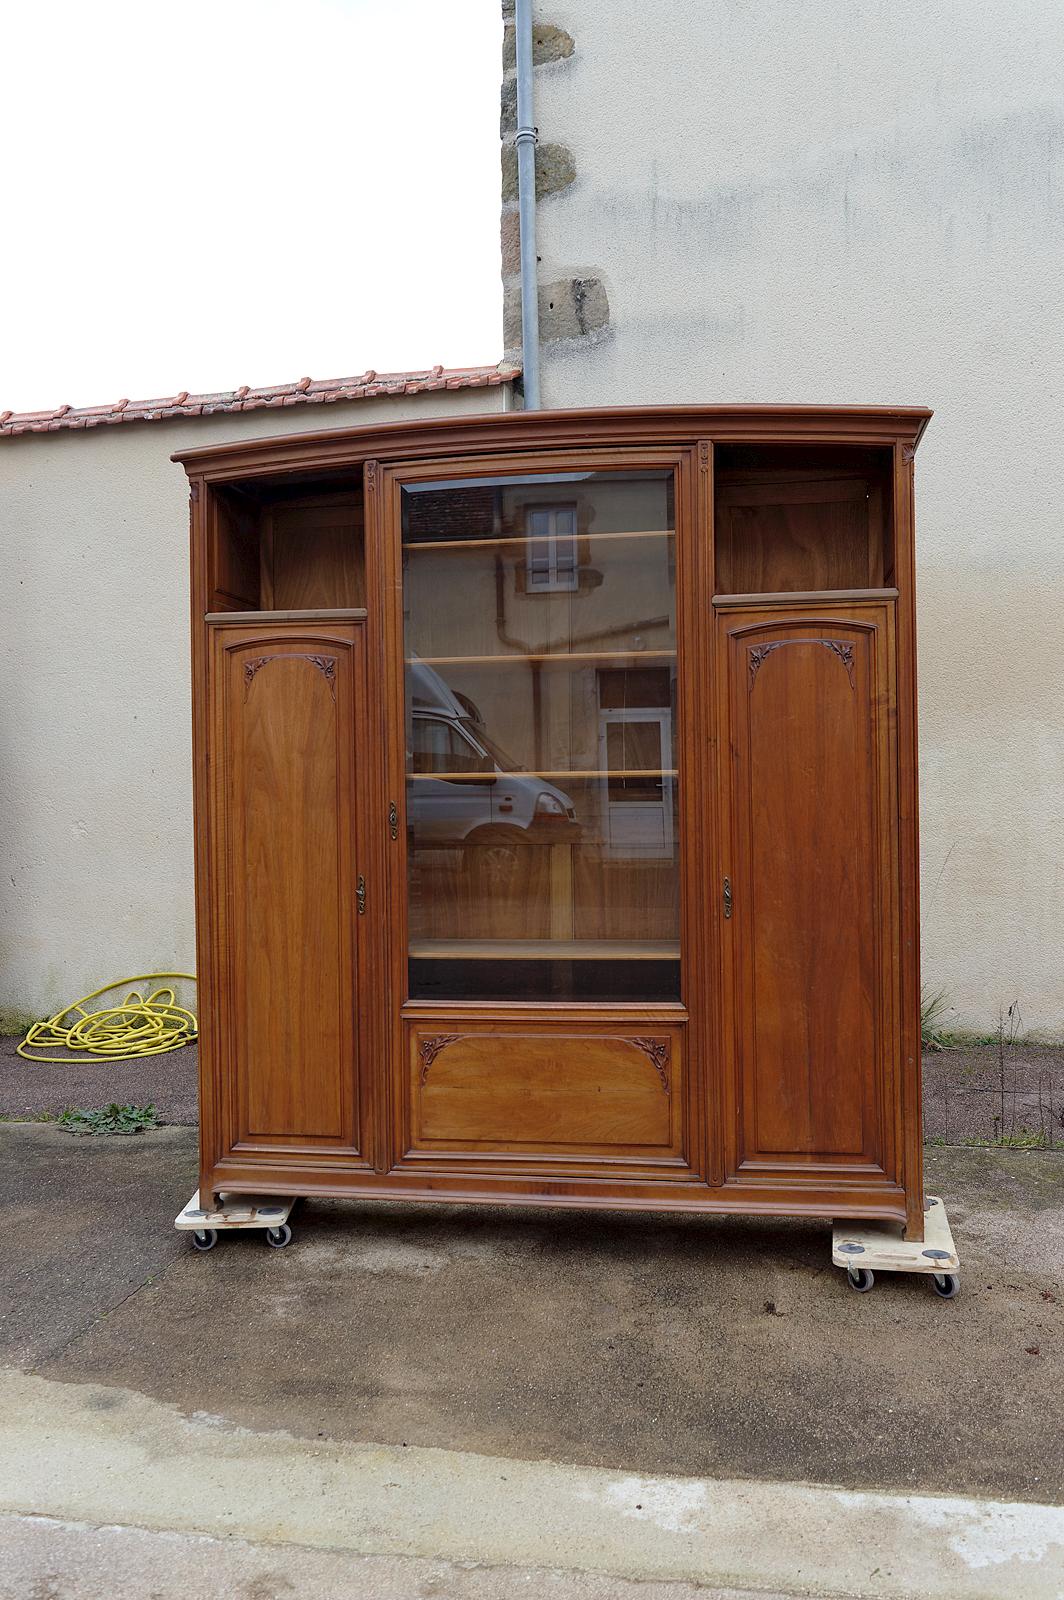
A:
192,482,222,1198
210,625,362,1151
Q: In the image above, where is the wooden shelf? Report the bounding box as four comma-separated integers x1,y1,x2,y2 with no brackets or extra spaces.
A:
404,528,674,553
205,607,368,625
712,587,899,608
407,650,675,668
408,769,678,781
409,939,680,962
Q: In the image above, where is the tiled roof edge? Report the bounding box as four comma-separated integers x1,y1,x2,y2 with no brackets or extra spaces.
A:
0,363,520,438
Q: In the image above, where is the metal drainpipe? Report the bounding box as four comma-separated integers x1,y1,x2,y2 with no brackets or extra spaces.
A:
514,0,541,410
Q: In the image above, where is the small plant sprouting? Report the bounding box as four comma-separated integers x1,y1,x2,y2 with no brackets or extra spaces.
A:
921,984,953,1051
57,1103,160,1137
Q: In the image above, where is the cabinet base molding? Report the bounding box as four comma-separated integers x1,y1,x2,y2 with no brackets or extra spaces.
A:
199,1160,910,1229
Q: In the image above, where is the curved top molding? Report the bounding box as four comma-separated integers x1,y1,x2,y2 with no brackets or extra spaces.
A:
172,402,933,483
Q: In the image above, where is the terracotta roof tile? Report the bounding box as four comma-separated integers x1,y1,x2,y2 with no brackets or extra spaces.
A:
0,363,519,438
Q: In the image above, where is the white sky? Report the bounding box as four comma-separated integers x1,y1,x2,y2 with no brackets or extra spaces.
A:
2,0,503,412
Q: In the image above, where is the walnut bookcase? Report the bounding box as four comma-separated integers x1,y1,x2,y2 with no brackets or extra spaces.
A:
175,404,931,1239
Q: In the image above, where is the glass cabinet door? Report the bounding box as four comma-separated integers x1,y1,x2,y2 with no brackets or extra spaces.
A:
401,468,679,1002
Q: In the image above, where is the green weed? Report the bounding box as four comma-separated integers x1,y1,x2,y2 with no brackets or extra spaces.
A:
921,985,953,1051
57,1103,160,1136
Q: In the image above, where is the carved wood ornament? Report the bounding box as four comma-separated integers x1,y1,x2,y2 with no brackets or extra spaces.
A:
306,655,337,694
244,653,338,699
419,1033,461,1085
821,639,856,686
630,1036,670,1092
243,656,272,690
747,642,784,684
748,638,855,689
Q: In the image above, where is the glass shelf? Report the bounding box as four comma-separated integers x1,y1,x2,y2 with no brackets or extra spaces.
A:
409,939,680,961
404,528,675,553
406,650,676,668
408,769,678,781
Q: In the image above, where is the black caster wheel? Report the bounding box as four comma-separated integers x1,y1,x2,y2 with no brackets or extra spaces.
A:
265,1223,292,1249
192,1228,218,1252
846,1266,875,1293
932,1273,959,1299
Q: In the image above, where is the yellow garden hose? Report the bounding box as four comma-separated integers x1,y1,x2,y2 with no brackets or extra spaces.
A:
17,974,197,1063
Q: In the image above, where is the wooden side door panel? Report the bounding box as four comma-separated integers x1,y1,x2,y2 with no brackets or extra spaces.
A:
208,619,372,1162
718,602,899,1181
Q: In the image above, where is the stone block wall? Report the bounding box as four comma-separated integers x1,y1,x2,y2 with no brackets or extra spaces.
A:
499,2,609,382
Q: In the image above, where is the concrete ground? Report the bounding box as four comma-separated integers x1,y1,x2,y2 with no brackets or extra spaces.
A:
1,1119,1062,1595
0,1516,810,1600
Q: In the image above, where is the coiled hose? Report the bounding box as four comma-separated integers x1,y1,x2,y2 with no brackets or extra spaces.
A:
17,974,197,1063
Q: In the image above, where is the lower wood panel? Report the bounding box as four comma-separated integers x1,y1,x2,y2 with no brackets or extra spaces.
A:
404,1021,688,1171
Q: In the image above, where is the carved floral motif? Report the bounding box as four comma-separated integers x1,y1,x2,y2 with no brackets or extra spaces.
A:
748,638,855,688
747,642,785,683
306,655,337,695
244,656,272,689
419,1033,461,1085
630,1035,670,1092
821,639,855,686
243,653,337,699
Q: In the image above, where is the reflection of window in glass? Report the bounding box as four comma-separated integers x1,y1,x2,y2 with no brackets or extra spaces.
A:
599,704,675,860
526,504,578,592
604,717,666,801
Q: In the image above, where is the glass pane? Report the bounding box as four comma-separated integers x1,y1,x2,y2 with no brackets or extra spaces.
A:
402,469,679,1002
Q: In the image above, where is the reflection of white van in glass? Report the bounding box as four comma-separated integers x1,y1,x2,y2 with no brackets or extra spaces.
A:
407,660,577,852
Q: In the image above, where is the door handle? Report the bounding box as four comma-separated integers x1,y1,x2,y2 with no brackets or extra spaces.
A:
723,876,732,919
356,875,367,916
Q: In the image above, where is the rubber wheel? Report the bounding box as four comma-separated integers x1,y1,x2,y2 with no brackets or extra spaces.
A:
932,1272,960,1299
191,1228,218,1252
265,1223,292,1249
846,1266,875,1293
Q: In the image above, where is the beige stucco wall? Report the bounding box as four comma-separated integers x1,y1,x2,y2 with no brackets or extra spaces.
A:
527,0,1064,1036
0,387,508,1023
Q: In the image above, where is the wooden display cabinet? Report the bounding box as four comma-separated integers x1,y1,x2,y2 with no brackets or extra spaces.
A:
176,404,930,1238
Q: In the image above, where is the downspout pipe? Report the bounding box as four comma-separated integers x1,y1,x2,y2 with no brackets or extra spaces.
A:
514,0,541,410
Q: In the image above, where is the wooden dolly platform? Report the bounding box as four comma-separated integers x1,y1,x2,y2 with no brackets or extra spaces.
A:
174,1191,296,1252
833,1195,960,1297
